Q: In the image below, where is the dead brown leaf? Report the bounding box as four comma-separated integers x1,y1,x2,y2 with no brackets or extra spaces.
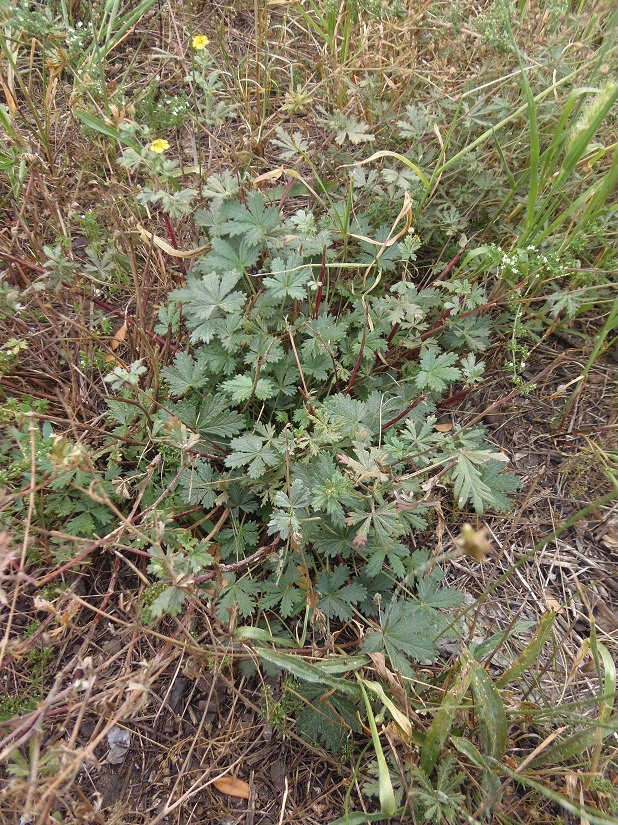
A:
213,776,251,800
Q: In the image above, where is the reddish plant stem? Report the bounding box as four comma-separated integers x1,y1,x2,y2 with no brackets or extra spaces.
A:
345,305,368,395
0,250,45,273
381,394,427,431
171,505,203,521
0,379,57,402
437,386,474,409
386,322,400,347
162,214,187,279
277,176,295,212
432,249,462,284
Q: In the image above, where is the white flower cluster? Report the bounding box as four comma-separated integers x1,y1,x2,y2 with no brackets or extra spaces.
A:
64,19,94,51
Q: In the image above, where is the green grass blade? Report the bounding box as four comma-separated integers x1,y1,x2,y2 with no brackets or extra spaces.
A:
358,678,396,818
530,145,618,248
74,110,143,152
495,611,556,689
330,814,389,825
497,759,618,824
508,23,539,238
361,679,423,746
103,0,160,56
528,712,618,768
255,649,361,696
420,664,471,775
467,656,507,761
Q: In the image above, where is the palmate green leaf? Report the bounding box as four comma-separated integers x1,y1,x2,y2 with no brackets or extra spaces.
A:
197,236,260,275
218,521,260,561
219,190,284,246
397,103,430,140
64,498,114,537
268,479,311,540
451,454,493,514
451,451,517,513
339,442,391,485
441,314,493,352
346,497,405,550
460,352,486,384
171,270,247,343
199,340,238,376
199,170,239,200
178,459,216,508
259,564,305,618
298,684,363,752
148,585,187,619
243,333,285,369
169,394,245,441
294,454,358,528
263,253,312,301
274,478,312,510
162,351,210,397
416,570,464,610
300,350,332,381
225,431,281,479
302,312,348,356
195,393,245,439
308,519,355,559
318,394,379,438
221,374,278,403
271,126,311,160
268,507,302,542
479,459,521,511
154,303,181,335
362,537,409,579
360,599,439,676
268,360,300,398
330,112,375,146
137,187,197,219
467,655,508,762
415,349,462,393
216,576,260,620
387,414,440,466
316,565,367,621
359,224,401,273
411,756,466,824
338,328,388,368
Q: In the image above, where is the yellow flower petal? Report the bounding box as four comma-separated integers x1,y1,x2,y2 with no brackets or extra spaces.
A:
149,139,170,154
192,34,209,50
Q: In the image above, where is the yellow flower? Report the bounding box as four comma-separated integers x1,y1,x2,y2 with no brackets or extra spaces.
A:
192,34,209,50
149,139,170,154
